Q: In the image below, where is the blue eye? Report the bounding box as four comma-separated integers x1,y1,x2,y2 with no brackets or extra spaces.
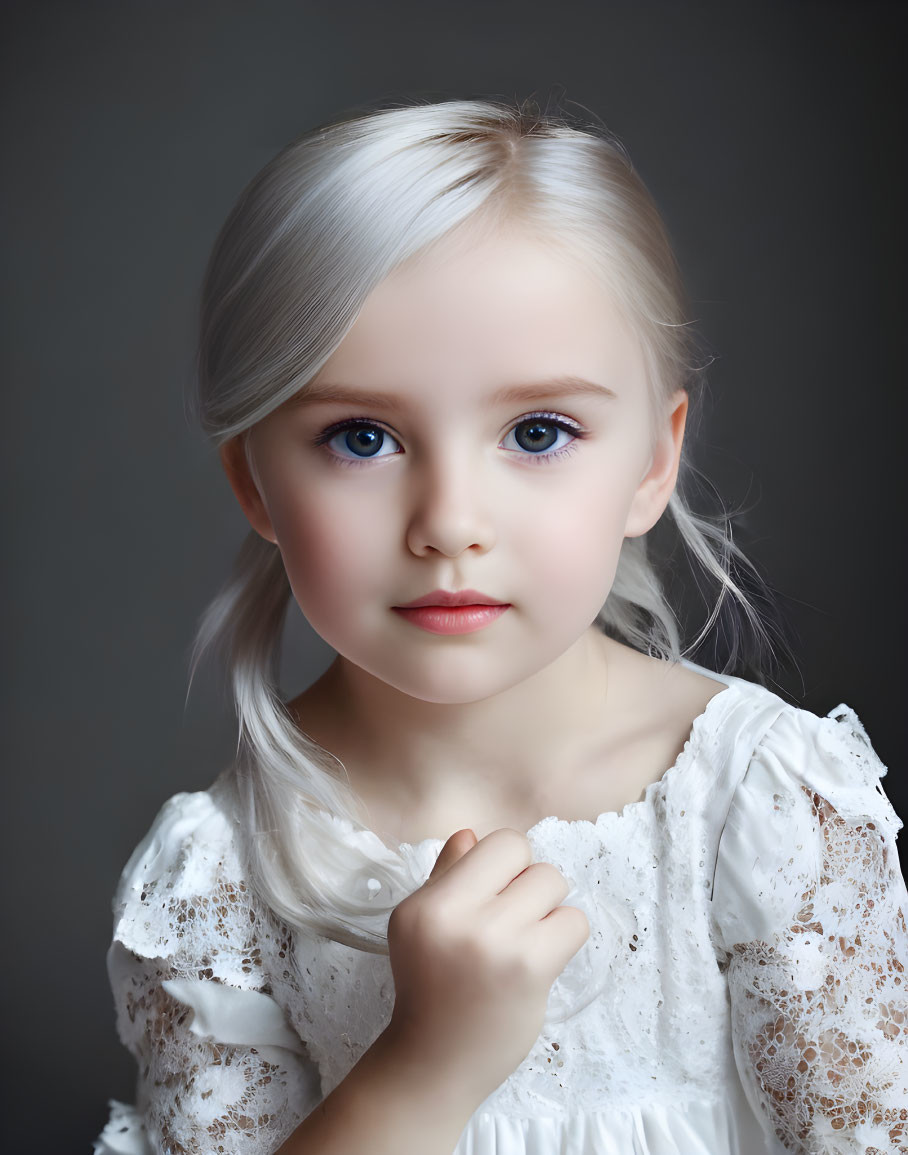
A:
318,422,402,460
314,412,584,465
502,415,580,457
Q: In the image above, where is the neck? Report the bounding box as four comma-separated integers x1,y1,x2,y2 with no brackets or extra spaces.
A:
290,628,627,820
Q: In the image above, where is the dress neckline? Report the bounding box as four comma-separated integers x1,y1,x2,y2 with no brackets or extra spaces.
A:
394,665,743,856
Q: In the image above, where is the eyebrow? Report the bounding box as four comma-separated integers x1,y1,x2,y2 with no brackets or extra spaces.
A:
285,374,617,411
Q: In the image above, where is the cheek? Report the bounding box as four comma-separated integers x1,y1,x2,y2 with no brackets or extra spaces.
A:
271,496,391,622
513,470,635,592
534,525,623,611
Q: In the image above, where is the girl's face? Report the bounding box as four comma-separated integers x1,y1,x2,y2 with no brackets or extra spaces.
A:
223,226,687,705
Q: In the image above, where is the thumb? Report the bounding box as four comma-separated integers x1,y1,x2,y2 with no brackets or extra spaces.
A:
426,827,477,885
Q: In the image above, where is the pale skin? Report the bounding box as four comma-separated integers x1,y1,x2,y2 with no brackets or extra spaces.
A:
221,222,729,1148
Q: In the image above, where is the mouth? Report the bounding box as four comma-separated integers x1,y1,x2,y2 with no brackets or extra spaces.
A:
393,589,507,609
391,590,511,636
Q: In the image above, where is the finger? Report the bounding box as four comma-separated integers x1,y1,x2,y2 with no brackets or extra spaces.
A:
493,861,572,928
427,827,533,902
426,827,477,884
526,903,591,973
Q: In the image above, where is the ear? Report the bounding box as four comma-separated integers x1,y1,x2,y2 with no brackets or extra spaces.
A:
624,389,688,538
219,435,278,544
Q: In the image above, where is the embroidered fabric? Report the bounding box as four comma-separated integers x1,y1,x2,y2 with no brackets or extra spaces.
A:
711,706,908,1154
95,679,908,1155
97,788,322,1154
106,945,318,1153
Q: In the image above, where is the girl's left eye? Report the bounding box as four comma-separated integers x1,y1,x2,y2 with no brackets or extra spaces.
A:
501,414,583,458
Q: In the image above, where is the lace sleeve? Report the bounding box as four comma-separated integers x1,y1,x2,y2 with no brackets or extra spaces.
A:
711,705,908,1154
97,781,323,1154
103,941,320,1154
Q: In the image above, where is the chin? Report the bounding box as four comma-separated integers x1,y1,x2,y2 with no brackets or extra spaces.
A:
388,674,503,706
376,656,544,707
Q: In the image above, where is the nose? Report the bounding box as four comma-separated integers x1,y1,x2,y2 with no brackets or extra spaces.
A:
405,450,496,559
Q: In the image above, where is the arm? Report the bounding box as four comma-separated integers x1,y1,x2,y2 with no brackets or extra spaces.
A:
98,785,328,1152
277,1024,479,1155
105,940,321,1153
725,787,907,1151
712,707,908,1153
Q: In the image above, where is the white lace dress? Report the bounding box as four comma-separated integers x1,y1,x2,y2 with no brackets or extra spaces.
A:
94,670,908,1154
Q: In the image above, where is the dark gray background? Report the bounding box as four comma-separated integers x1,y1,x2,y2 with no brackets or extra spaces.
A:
2,1,905,1148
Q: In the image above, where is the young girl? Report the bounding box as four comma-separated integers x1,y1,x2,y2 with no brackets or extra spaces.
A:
94,97,907,1155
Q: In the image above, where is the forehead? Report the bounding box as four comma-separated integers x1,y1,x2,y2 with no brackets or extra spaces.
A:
309,228,648,403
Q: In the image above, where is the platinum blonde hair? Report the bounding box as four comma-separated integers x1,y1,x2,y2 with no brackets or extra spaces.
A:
190,96,781,951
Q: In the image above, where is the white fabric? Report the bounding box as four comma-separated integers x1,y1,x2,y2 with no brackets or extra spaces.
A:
160,978,308,1054
93,1100,150,1155
710,704,907,1153
96,667,908,1154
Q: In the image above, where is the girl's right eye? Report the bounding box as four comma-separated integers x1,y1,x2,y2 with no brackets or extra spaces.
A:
314,421,402,462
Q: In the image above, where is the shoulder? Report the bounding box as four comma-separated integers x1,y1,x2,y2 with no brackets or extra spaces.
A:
113,768,242,921
715,674,897,833
110,769,279,988
115,769,240,895
705,681,903,951
678,661,895,826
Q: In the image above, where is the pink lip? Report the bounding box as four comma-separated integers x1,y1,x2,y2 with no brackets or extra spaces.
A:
392,590,510,635
394,589,506,609
392,604,510,635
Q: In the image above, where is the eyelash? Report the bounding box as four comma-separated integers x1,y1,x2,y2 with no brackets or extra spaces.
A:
312,411,587,468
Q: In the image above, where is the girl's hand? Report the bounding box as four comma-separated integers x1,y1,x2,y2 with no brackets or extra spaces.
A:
383,826,590,1104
